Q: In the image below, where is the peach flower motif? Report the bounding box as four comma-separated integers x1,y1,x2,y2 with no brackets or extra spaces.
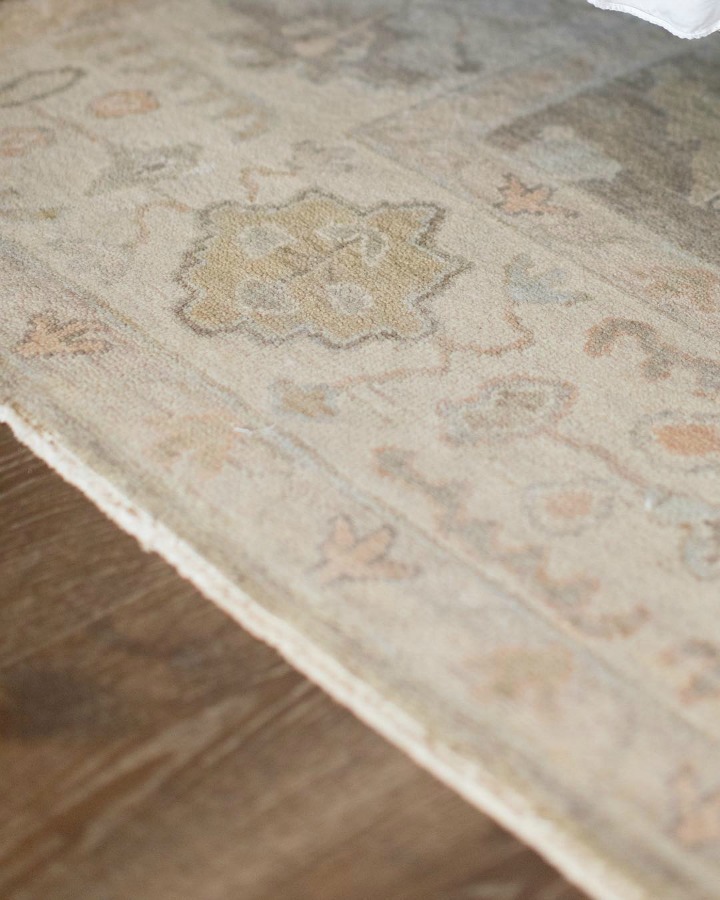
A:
0,126,53,157
89,89,158,118
525,479,615,536
634,412,720,473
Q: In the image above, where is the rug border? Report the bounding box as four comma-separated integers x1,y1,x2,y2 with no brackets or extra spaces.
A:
0,399,641,900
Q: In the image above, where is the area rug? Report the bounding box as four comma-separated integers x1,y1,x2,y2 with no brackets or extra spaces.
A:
2,1,720,896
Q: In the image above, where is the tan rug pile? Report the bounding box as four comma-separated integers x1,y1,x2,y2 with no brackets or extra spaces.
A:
2,2,720,896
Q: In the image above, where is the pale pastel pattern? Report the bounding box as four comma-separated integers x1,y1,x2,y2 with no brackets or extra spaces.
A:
2,2,720,898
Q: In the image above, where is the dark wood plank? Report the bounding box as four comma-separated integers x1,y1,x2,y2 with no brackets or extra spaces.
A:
0,426,186,669
0,424,585,900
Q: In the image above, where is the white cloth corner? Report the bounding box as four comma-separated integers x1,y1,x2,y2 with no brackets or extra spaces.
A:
588,0,720,38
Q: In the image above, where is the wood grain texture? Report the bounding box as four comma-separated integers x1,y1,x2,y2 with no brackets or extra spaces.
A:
0,424,585,900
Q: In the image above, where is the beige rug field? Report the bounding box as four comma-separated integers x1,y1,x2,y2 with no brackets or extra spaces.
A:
2,1,720,896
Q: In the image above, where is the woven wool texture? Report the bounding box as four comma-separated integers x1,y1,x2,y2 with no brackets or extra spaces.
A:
2,2,720,897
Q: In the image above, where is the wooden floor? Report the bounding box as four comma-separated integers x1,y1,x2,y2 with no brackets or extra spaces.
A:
0,423,585,900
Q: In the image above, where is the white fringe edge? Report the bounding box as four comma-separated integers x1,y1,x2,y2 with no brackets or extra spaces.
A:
588,0,720,38
0,400,641,900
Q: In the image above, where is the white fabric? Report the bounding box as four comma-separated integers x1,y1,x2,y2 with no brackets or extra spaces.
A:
588,0,720,37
